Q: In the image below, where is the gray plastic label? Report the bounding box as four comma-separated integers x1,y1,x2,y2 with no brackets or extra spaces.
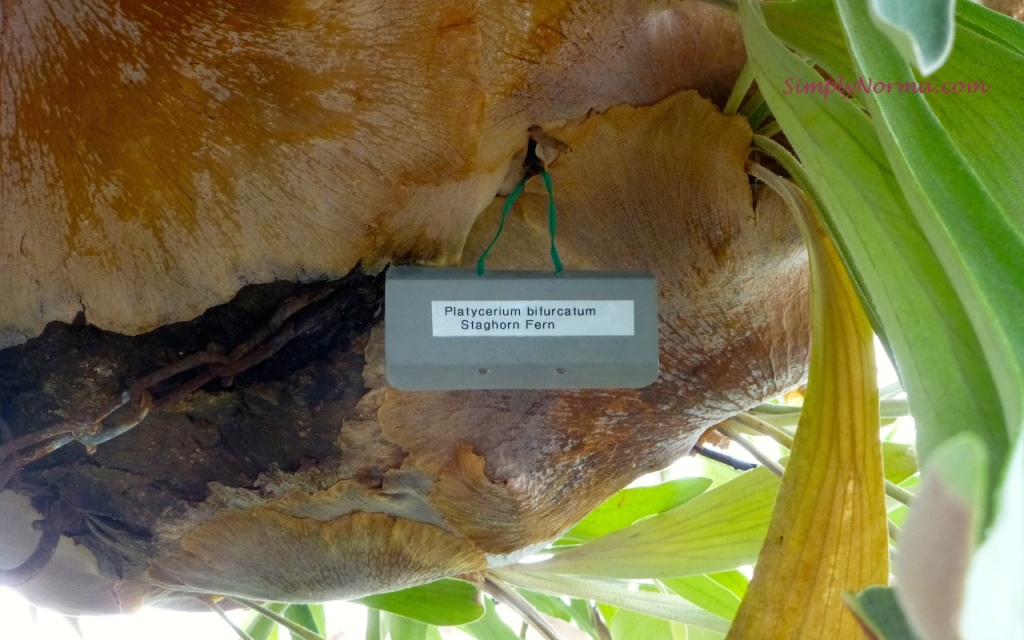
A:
385,267,659,390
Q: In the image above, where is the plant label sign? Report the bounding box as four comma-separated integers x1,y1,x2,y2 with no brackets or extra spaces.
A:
385,266,659,390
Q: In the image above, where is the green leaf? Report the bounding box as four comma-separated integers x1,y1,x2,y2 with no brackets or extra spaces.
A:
844,586,921,640
517,589,572,624
743,0,1009,505
598,603,617,626
234,599,325,640
925,2,1024,219
762,0,854,81
310,603,326,636
245,603,289,640
882,442,917,484
381,612,431,640
562,477,712,543
492,570,730,633
835,0,1021,506
609,608,674,640
458,598,521,640
765,0,1024,228
517,467,778,579
868,0,955,75
367,609,382,640
660,575,742,621
686,628,727,640
706,571,748,600
517,590,599,639
956,0,1024,54
355,579,483,626
285,604,321,635
567,599,602,639
893,433,988,639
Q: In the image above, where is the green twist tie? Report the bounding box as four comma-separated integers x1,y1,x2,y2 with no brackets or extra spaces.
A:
476,169,564,276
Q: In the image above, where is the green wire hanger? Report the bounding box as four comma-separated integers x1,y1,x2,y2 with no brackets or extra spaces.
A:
476,139,564,276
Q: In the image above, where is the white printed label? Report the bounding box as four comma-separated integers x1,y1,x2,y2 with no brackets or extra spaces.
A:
431,300,635,337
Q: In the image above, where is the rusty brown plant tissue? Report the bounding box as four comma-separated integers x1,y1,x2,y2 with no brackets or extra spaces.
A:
0,0,810,614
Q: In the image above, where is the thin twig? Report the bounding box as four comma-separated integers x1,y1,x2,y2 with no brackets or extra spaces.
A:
879,381,904,399
716,424,786,478
729,413,795,449
692,444,758,471
756,120,782,139
481,573,564,640
723,60,754,116
879,398,910,417
749,398,909,423
749,403,801,415
885,481,915,506
230,598,326,640
204,599,258,640
726,416,914,506
590,602,612,640
888,520,902,542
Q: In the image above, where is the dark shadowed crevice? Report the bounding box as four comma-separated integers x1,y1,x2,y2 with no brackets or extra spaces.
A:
0,265,386,582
